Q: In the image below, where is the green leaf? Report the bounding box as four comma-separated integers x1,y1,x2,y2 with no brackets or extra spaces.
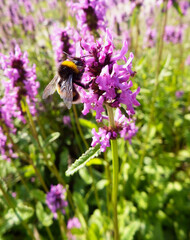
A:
184,114,190,121
36,202,53,227
96,179,108,190
16,202,34,220
79,168,92,184
30,189,46,203
173,1,183,16
86,158,104,166
44,132,60,146
121,221,140,240
73,192,89,217
79,118,98,130
66,144,101,176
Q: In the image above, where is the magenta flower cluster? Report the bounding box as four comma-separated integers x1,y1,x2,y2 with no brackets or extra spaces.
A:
67,217,81,240
0,45,39,161
144,28,157,48
78,29,140,151
0,45,39,119
51,24,80,63
164,26,184,44
80,29,140,121
46,184,68,218
91,108,138,152
67,0,107,35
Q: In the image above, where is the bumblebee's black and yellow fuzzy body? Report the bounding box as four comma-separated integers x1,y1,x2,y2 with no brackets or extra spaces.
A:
42,57,89,109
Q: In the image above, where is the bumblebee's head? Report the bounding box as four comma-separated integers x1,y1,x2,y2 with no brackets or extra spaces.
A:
72,57,85,67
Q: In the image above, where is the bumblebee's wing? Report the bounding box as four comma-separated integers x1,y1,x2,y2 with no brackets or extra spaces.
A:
59,74,73,109
42,74,59,99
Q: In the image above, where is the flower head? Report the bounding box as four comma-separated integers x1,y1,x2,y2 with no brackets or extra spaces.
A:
80,29,140,122
0,45,39,121
51,24,80,63
67,217,81,240
164,26,185,44
91,108,138,152
46,184,68,218
67,0,107,35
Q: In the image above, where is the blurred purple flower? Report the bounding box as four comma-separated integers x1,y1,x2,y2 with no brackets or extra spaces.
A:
0,45,40,120
144,28,157,48
63,116,71,127
0,126,17,162
67,0,107,35
51,24,80,63
67,217,81,240
11,192,17,198
175,91,184,99
164,26,184,44
179,1,189,15
67,217,81,229
46,184,68,219
185,55,190,66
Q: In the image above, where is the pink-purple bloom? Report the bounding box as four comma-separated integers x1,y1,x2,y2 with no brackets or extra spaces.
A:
80,29,140,122
91,108,138,152
164,26,184,44
67,217,81,240
144,28,157,48
51,24,80,63
175,91,184,99
76,29,140,151
67,217,81,229
63,116,71,128
0,45,39,120
67,0,107,35
46,184,68,218
185,55,190,66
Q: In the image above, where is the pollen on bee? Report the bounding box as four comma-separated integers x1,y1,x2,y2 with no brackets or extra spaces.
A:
61,60,79,74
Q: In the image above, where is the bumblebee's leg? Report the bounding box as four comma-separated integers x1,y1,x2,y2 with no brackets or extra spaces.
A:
73,80,92,89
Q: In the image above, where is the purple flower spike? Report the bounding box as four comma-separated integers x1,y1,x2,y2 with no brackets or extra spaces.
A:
0,45,39,121
50,24,80,63
46,184,68,219
67,0,107,35
80,29,140,122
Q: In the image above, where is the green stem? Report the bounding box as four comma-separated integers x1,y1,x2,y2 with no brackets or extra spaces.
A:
57,211,67,240
106,105,119,240
104,150,111,217
45,227,54,240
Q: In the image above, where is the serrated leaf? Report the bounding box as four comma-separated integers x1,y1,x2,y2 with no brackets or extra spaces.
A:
121,221,140,240
66,144,101,176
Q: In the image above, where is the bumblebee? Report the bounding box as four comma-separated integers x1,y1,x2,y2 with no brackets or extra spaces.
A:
42,54,88,109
